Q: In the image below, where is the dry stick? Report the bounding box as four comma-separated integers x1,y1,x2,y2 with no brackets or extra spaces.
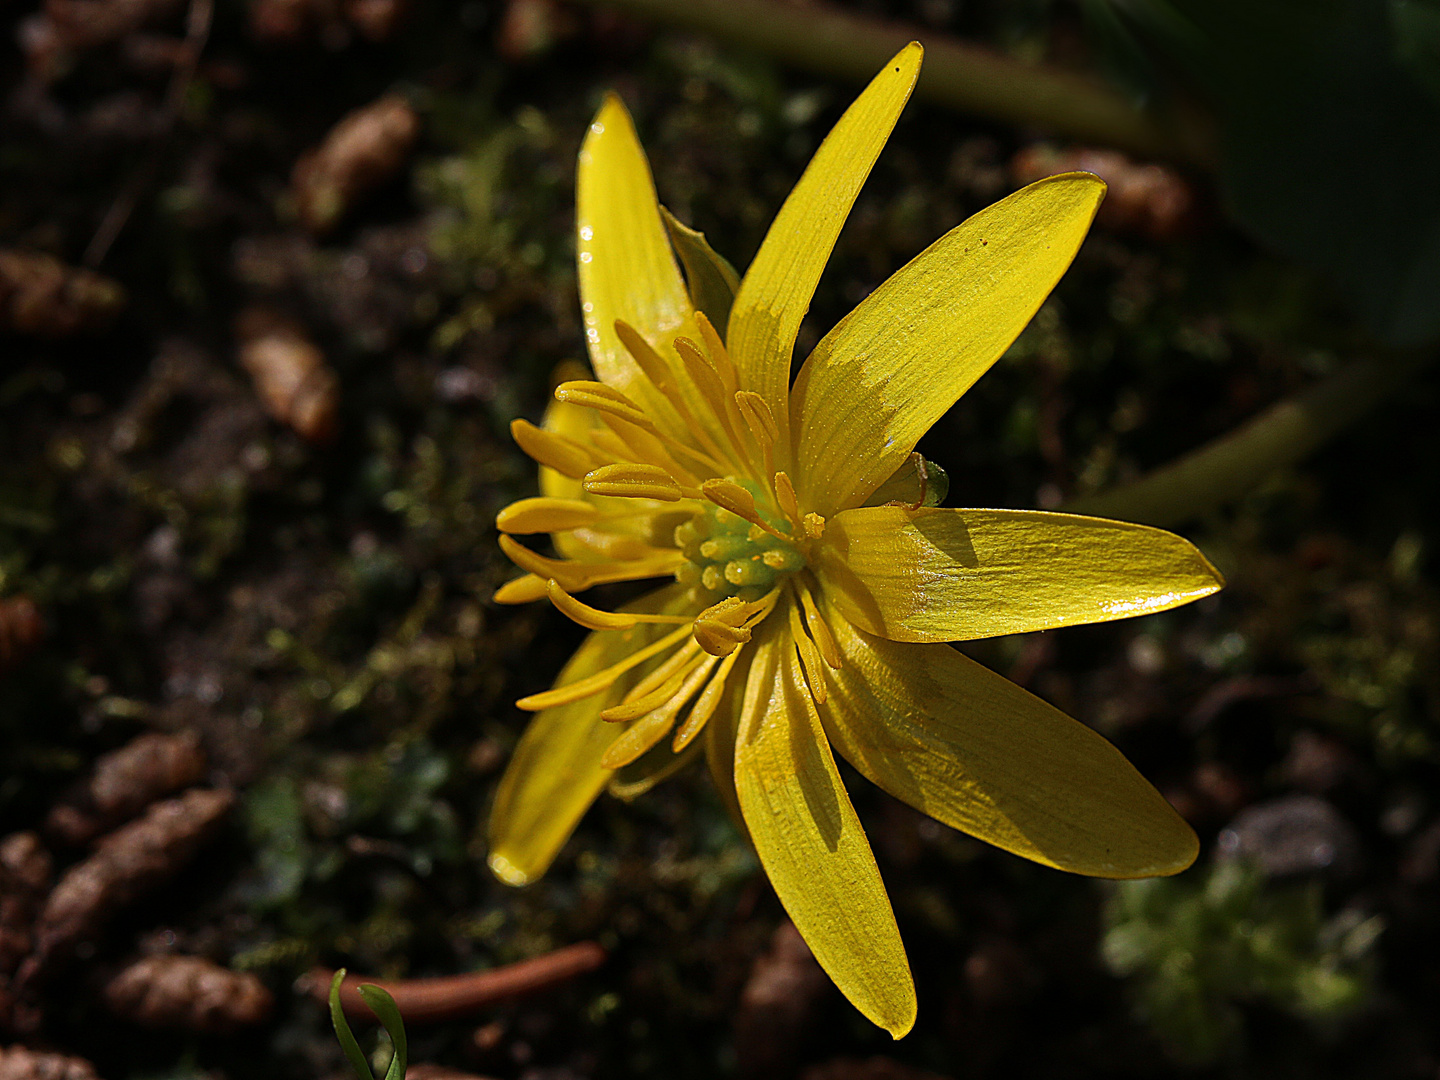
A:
566,0,1215,166
310,941,607,1024
84,0,214,267
1061,350,1439,528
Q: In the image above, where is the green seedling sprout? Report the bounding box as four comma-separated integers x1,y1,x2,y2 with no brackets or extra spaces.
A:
328,969,408,1080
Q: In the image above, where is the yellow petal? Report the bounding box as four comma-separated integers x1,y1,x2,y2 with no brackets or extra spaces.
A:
726,43,923,468
791,173,1105,515
734,618,916,1038
816,597,1198,878
488,586,688,885
814,505,1223,643
576,95,697,429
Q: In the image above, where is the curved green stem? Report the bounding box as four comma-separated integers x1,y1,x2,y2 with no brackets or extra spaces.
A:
569,0,1215,165
1061,350,1437,528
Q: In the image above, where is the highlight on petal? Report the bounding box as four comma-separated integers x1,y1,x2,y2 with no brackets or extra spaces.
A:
814,505,1223,643
734,617,916,1038
488,586,687,886
791,172,1106,515
816,593,1199,878
576,94,698,429
726,42,923,465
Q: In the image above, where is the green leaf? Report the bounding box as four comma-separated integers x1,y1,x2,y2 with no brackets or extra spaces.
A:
660,206,741,336
328,970,374,1080
357,984,408,1080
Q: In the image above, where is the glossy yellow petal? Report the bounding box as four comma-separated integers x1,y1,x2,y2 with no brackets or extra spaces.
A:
815,505,1223,643
726,42,923,466
576,95,697,429
791,173,1105,515
734,618,916,1038
817,595,1198,878
487,586,686,885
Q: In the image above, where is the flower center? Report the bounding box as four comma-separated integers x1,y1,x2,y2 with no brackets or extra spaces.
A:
673,479,805,604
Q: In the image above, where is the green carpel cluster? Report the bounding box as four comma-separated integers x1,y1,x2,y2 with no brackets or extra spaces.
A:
673,491,802,604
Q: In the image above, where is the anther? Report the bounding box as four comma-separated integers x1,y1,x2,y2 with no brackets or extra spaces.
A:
555,381,652,429
584,463,684,501
510,419,605,479
496,498,600,534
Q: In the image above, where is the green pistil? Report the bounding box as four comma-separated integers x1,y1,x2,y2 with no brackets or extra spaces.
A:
674,482,802,604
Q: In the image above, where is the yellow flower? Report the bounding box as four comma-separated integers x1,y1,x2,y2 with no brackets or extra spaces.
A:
489,43,1222,1037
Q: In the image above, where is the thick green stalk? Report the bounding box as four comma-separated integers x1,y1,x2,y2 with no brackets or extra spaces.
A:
1061,351,1437,527
569,0,1214,165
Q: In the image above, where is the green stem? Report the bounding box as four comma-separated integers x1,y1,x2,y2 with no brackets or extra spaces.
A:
569,0,1214,165
1060,351,1437,528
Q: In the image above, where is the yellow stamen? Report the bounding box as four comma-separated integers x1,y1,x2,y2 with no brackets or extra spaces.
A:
499,535,684,590
545,580,691,632
693,618,751,657
566,528,666,561
516,623,693,710
612,320,678,397
693,311,739,396
600,411,712,486
496,497,600,534
797,578,843,669
774,471,800,527
673,336,749,459
735,390,777,479
615,319,732,466
788,597,829,704
803,512,826,539
701,478,788,541
671,648,741,751
735,390,777,447
600,654,720,768
510,419,605,479
555,380,651,428
493,574,548,604
691,594,768,658
601,668,687,721
583,463,684,502
623,637,701,703
588,427,635,463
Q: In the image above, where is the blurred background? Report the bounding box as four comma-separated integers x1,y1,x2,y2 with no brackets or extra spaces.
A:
1,1,1438,1078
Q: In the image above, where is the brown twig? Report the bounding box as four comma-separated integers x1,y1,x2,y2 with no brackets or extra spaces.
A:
309,941,606,1024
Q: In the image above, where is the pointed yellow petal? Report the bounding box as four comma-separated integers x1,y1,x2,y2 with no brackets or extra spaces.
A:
726,43,923,467
815,506,1223,642
488,586,687,885
576,95,697,427
734,618,915,1038
791,173,1105,515
816,597,1198,878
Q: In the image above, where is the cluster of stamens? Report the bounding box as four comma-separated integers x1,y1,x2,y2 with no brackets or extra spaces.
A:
493,309,844,765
